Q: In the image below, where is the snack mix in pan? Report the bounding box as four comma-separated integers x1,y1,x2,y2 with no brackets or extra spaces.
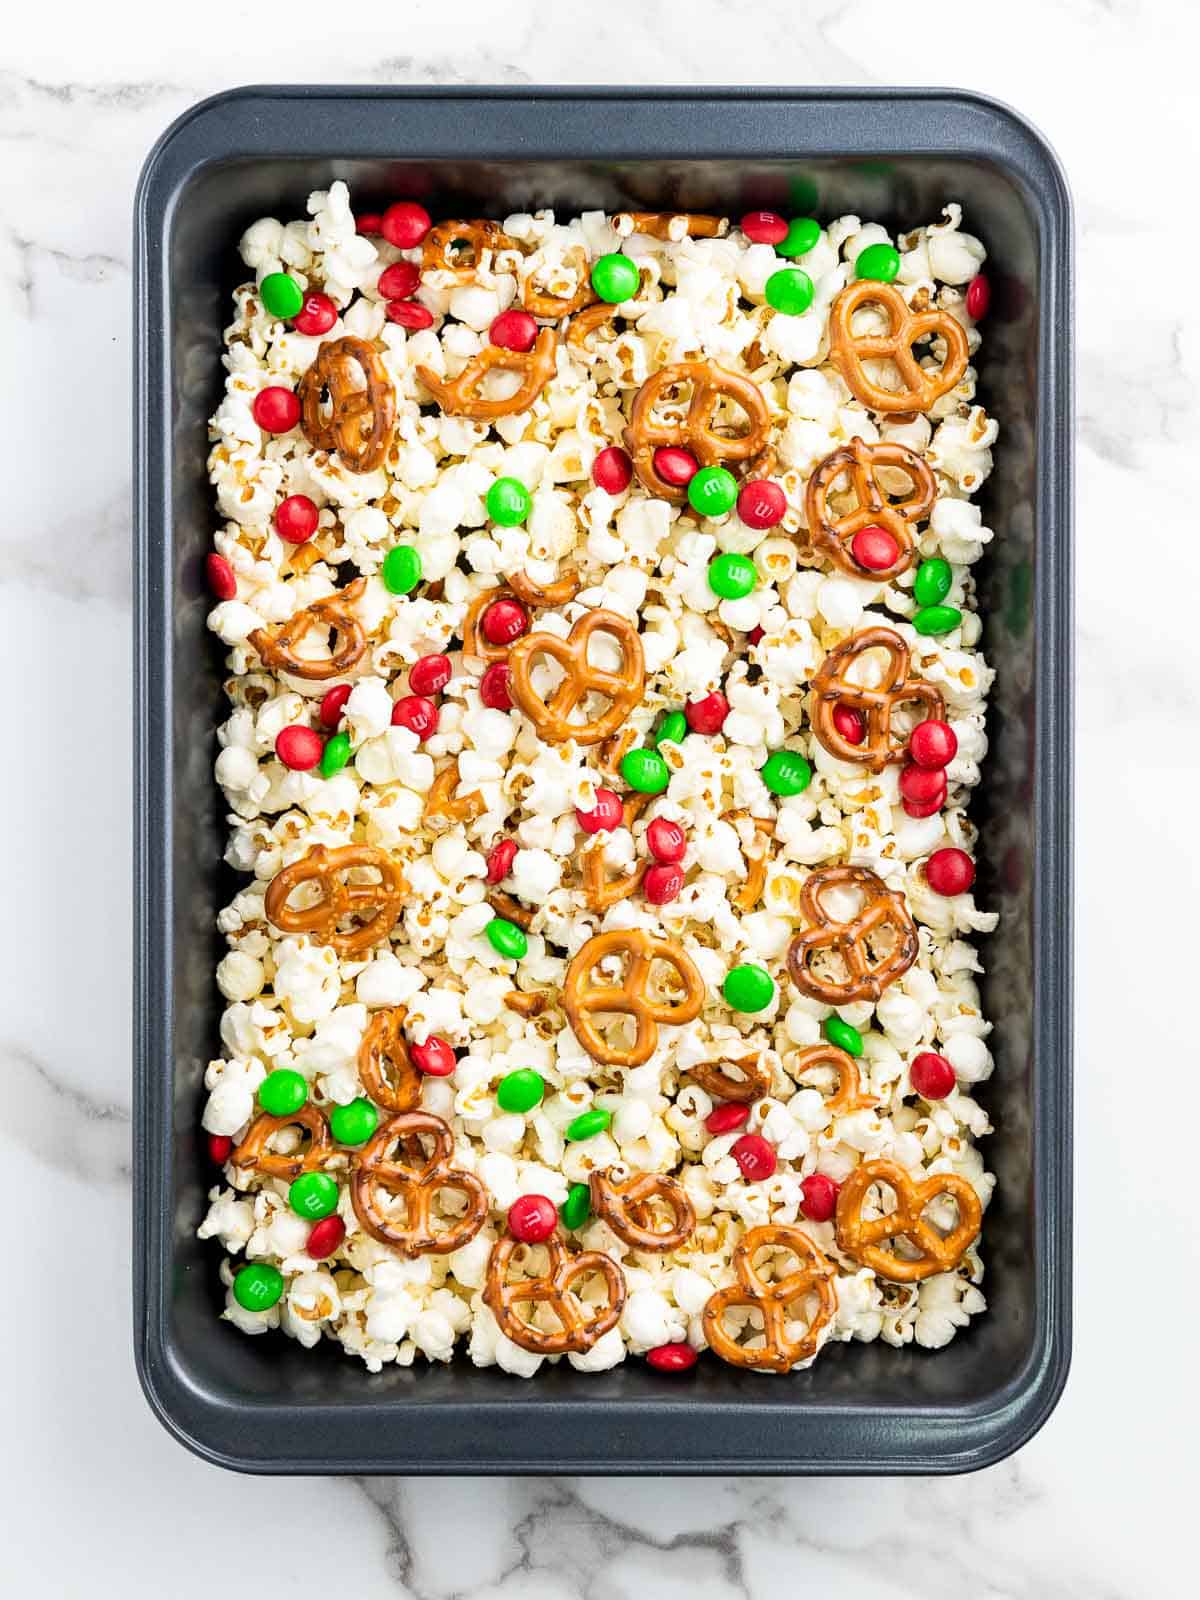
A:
200,185,999,1376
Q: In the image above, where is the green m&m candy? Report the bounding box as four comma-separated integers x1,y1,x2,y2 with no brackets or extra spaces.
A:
486,917,528,960
708,552,757,599
565,1107,612,1142
258,1068,307,1117
330,1098,378,1146
591,253,641,304
778,217,821,259
654,710,688,749
560,1182,591,1230
233,1262,284,1313
855,242,901,283
289,1171,339,1220
824,1016,864,1057
760,749,812,796
687,466,738,518
382,542,422,595
486,476,532,527
913,604,962,637
320,730,351,778
723,964,775,1013
764,267,814,316
620,747,670,794
913,558,953,608
496,1068,545,1115
260,272,304,320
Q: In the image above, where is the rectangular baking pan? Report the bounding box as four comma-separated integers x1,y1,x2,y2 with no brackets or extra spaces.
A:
133,85,1073,1474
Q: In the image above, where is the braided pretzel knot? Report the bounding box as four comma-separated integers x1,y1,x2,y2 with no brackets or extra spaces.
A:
835,1158,982,1282
804,437,936,579
563,929,705,1067
613,212,725,241
828,280,969,415
786,865,917,1005
484,1233,626,1354
264,843,405,957
811,627,946,772
357,1006,421,1113
589,1169,695,1252
350,1112,488,1257
702,1225,837,1372
792,1043,876,1115
522,246,598,318
248,578,367,681
297,337,396,472
232,1105,334,1181
508,609,645,747
416,329,557,419
581,792,649,911
623,362,772,501
421,219,520,282
687,1053,772,1104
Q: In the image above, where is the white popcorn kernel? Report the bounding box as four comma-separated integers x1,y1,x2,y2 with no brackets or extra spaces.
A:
216,951,265,1002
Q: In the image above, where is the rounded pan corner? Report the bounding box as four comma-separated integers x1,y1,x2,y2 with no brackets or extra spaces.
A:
133,1322,256,1477
932,85,1074,230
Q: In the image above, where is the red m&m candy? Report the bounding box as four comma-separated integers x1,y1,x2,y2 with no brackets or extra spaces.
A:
646,818,686,863
356,212,383,235
391,695,439,739
292,292,338,336
966,273,991,320
644,864,684,905
206,553,237,601
576,789,623,834
832,704,866,744
479,662,513,710
685,691,730,735
910,1050,956,1099
850,525,900,572
646,1342,698,1373
481,598,528,646
486,839,517,884
275,725,324,771
909,720,957,769
653,446,698,487
799,1172,839,1223
252,386,300,433
705,1102,750,1136
731,1133,777,1182
381,201,432,248
925,847,975,896
408,653,452,696
899,764,946,806
489,309,538,351
385,301,435,329
207,1133,233,1164
411,1036,456,1077
275,494,319,545
378,260,421,300
318,683,352,730
507,1194,558,1244
736,478,786,530
592,445,633,495
306,1215,346,1259
740,210,789,245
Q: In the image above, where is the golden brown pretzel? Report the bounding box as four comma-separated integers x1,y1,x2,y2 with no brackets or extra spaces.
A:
357,1006,420,1113
810,627,946,772
423,759,485,823
232,1105,334,1181
563,929,705,1067
504,989,549,1018
421,219,519,281
264,843,405,957
248,578,367,681
623,361,772,501
567,301,620,355
486,889,533,930
786,865,917,1005
580,792,649,911
828,280,969,414
729,814,775,914
507,609,645,747
589,1169,695,1252
349,1112,488,1258
612,212,725,241
804,437,937,579
687,1054,772,1104
793,1043,877,1115
702,1225,837,1372
460,585,518,666
298,336,396,473
483,1233,626,1354
521,245,598,318
835,1158,982,1282
416,329,557,419
506,567,581,608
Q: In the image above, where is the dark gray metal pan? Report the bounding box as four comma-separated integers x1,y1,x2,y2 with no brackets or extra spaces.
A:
133,85,1073,1474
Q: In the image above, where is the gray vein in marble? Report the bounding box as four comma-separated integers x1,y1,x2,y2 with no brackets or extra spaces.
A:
3,1041,130,1183
10,230,128,316
0,481,132,606
0,72,190,112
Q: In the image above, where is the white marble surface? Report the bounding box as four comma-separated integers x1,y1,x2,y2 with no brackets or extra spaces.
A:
2,0,1195,1593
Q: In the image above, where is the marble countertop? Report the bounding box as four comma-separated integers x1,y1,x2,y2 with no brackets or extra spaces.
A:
5,0,1194,1593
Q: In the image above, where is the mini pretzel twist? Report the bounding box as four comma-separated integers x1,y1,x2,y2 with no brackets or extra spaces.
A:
567,302,620,356
792,1043,877,1115
589,1169,695,1252
687,1054,772,1104
612,212,725,241
416,329,557,419
563,929,705,1067
623,361,772,501
483,1233,626,1354
835,1158,982,1282
423,759,484,824
232,1104,335,1181
357,1006,421,1113
581,792,649,911
804,437,937,579
297,336,396,473
349,1112,488,1258
729,813,775,913
811,627,946,772
248,578,367,681
422,219,520,281
828,280,970,415
786,865,917,1005
264,843,405,957
521,245,598,318
702,1225,837,1372
506,567,581,608
508,609,645,747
